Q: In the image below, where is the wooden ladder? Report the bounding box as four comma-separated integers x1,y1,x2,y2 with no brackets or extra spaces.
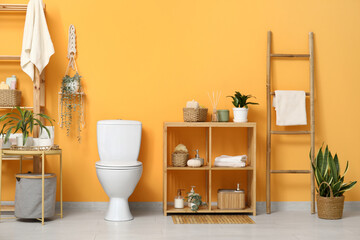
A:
266,31,315,214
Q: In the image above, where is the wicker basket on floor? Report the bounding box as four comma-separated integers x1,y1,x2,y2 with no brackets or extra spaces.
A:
317,182,345,220
172,152,189,167
183,108,208,122
0,89,21,107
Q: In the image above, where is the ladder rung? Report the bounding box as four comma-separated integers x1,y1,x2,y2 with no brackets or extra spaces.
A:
271,170,311,174
270,92,310,96
270,54,310,58
271,131,311,135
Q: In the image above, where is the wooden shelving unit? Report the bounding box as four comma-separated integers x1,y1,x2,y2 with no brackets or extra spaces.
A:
0,4,46,174
163,122,256,216
0,3,48,213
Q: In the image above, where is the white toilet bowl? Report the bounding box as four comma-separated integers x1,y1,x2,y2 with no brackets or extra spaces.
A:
96,120,143,222
96,161,142,221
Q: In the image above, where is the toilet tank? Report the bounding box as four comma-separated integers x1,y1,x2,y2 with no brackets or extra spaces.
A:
97,120,142,162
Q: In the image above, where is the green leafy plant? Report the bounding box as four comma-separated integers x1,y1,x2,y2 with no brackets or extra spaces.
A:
227,91,258,108
0,107,54,145
311,145,357,197
186,193,206,212
60,72,84,142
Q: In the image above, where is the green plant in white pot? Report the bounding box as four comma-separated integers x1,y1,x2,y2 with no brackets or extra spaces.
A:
0,107,54,146
311,145,357,219
227,91,258,122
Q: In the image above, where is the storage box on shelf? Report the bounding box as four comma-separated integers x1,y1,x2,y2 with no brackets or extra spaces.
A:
163,122,256,216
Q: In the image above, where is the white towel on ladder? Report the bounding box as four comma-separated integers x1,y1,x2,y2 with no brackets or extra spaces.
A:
273,90,307,126
21,0,54,81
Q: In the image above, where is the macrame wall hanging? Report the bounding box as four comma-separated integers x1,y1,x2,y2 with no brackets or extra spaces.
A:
58,24,85,142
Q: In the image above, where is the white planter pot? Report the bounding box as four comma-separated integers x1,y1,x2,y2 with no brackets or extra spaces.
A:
1,138,11,149
233,108,248,123
66,81,79,94
16,136,33,147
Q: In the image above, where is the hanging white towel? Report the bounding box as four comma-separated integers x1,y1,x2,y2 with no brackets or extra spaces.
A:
21,0,54,81
273,90,307,126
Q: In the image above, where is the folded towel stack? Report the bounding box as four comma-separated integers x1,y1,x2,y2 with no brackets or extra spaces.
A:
214,155,247,167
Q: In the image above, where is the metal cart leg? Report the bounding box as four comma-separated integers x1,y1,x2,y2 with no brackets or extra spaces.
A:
41,152,45,225
60,152,63,218
0,150,2,221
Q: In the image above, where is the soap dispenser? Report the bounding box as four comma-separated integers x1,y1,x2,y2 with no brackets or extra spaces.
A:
174,189,185,209
194,149,204,166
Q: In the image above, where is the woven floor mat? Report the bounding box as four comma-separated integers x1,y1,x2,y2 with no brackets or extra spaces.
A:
172,215,255,224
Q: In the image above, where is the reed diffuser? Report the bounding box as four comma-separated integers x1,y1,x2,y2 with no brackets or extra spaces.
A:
208,91,221,122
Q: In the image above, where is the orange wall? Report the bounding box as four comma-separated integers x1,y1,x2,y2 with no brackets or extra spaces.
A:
1,0,360,202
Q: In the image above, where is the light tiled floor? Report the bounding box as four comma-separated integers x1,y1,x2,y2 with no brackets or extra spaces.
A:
0,208,359,240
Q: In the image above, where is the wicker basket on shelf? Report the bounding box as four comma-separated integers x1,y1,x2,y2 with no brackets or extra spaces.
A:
183,108,208,122
0,89,21,107
172,152,189,167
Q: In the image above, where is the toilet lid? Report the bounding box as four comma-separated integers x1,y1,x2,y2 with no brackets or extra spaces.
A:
95,161,142,169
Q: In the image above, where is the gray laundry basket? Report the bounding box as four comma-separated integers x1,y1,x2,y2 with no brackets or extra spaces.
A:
15,173,57,219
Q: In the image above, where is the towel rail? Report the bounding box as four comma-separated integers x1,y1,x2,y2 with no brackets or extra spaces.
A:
271,131,311,135
271,170,311,174
266,31,315,214
270,92,310,96
0,3,45,11
270,53,310,58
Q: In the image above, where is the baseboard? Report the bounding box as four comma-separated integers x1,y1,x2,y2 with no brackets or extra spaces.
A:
2,201,360,213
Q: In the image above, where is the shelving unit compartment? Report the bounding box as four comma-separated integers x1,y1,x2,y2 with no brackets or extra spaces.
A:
166,127,209,167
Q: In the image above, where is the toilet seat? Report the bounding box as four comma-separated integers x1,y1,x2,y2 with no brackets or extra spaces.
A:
95,161,142,170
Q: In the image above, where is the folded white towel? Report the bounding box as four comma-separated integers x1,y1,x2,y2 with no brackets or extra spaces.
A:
214,161,246,168
214,155,247,163
273,90,307,126
21,0,54,81
214,155,247,168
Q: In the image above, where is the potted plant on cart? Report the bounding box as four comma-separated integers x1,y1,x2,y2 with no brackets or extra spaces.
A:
227,91,258,122
312,145,357,219
0,107,54,146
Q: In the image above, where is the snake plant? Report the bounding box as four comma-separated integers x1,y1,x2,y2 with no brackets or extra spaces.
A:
311,145,357,197
227,91,258,108
0,107,54,145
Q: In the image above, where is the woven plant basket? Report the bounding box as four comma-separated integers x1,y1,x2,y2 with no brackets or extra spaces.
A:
0,89,21,107
183,108,208,122
317,182,345,220
172,152,189,167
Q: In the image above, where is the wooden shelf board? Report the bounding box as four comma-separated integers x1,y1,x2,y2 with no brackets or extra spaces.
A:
164,122,256,128
166,205,210,213
166,205,254,214
0,205,14,212
0,106,33,110
210,205,254,213
0,4,45,11
0,106,45,110
0,55,20,61
167,166,209,170
2,156,33,160
58,92,85,95
211,166,254,171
